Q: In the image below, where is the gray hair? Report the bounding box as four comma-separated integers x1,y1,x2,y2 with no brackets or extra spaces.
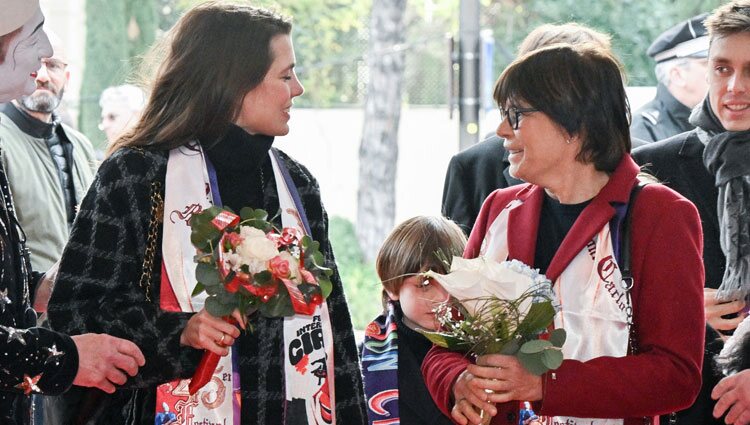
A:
99,84,146,112
654,58,692,85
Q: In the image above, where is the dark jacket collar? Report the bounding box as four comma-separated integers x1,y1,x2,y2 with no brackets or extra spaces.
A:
677,129,705,158
655,83,692,124
0,102,58,139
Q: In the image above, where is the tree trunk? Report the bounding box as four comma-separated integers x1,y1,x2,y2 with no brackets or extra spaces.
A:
356,0,407,262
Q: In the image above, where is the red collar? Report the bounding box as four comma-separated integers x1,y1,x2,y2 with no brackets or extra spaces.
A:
507,155,639,281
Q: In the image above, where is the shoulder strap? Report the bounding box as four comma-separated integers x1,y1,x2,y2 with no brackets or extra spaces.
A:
620,182,646,291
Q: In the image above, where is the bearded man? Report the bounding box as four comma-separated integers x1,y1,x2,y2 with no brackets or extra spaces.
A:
0,32,97,276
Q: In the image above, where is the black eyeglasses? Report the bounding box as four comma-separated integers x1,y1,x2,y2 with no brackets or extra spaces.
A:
500,106,537,130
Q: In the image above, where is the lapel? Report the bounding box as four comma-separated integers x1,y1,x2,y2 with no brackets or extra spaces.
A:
676,134,720,234
507,184,544,266
543,156,638,281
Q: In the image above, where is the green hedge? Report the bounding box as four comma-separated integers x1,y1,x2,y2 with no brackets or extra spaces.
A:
328,216,382,330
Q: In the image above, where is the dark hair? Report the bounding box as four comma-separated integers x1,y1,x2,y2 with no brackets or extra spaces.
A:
705,0,750,40
376,216,466,309
494,43,631,172
518,23,612,55
0,27,22,65
108,1,292,155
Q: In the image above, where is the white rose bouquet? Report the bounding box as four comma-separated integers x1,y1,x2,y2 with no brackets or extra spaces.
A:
421,257,566,375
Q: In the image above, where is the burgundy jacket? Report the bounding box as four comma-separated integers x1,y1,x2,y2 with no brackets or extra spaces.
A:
422,155,705,425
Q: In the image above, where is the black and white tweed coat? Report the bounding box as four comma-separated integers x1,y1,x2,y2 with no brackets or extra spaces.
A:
47,146,367,424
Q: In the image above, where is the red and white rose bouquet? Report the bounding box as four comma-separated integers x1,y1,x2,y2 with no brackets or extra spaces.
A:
187,206,332,394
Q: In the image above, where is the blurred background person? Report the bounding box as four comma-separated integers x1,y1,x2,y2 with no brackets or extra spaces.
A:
98,83,145,145
0,1,145,424
630,14,710,143
0,30,97,275
424,43,704,425
634,2,750,423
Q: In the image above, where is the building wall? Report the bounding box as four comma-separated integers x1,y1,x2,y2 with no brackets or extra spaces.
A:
40,0,86,126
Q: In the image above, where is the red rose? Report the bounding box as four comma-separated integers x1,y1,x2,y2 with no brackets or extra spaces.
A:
279,228,300,246
266,231,282,248
268,255,291,279
224,232,243,249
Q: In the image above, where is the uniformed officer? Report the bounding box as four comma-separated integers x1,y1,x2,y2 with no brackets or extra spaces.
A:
631,14,710,143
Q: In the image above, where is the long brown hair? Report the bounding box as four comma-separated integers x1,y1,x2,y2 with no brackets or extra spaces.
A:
107,1,291,156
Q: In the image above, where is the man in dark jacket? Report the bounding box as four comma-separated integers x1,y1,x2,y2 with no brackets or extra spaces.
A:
1,2,145,423
630,14,710,143
632,2,750,423
441,134,522,234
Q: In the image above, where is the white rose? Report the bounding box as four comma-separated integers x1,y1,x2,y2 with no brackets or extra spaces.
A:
424,256,540,320
236,227,278,262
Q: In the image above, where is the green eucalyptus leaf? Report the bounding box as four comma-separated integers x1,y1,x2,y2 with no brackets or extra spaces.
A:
239,207,257,221
541,348,564,370
191,281,206,297
499,338,521,355
260,293,295,317
318,277,333,299
217,289,237,306
517,351,549,376
519,339,553,354
195,262,220,287
205,296,233,317
252,209,268,221
516,302,556,336
205,283,223,296
312,252,325,268
549,328,567,348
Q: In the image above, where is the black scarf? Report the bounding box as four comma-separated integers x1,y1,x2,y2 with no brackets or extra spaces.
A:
690,97,750,301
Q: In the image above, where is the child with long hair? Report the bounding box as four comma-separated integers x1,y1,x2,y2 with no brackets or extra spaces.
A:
361,216,466,425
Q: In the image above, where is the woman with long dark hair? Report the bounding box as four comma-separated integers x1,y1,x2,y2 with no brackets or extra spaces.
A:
48,2,366,423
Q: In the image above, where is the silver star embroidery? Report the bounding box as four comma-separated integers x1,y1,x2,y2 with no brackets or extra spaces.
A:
0,325,27,345
0,288,11,313
45,344,64,364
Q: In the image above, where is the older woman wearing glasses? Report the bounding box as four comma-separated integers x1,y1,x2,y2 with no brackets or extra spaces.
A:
423,43,705,425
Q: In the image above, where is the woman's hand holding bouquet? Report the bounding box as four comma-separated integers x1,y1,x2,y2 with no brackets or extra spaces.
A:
421,257,566,424
183,206,333,394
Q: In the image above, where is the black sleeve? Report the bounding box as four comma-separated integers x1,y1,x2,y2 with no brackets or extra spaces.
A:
630,117,658,144
441,155,474,235
0,325,78,396
47,149,201,389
